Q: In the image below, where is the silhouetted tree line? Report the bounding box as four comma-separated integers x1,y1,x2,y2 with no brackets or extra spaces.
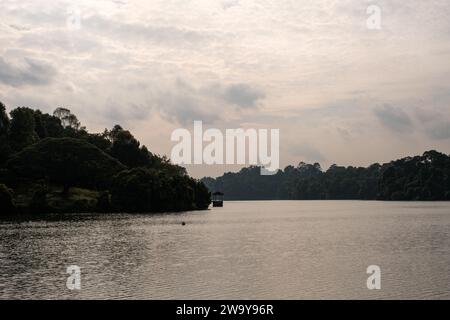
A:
202,151,450,201
0,102,210,214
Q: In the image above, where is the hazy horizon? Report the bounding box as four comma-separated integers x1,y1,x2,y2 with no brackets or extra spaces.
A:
1,0,450,178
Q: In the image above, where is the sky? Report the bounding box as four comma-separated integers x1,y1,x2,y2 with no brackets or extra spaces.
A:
1,0,450,178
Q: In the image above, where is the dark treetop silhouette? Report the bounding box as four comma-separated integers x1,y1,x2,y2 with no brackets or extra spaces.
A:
202,151,450,201
1,101,449,214
0,102,211,214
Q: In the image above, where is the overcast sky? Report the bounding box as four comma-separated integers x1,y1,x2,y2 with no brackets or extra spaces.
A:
1,0,450,177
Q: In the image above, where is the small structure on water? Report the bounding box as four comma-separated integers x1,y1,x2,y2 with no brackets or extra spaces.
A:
212,191,224,207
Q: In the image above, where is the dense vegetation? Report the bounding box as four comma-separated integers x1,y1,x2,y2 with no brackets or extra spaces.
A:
0,102,211,214
202,151,450,201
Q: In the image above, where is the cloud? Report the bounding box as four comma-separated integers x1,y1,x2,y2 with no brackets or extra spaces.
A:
0,57,56,87
156,84,220,125
156,80,265,125
413,105,450,140
221,0,240,10
426,122,450,140
291,144,326,163
2,0,450,177
223,83,265,108
374,104,413,133
83,14,213,47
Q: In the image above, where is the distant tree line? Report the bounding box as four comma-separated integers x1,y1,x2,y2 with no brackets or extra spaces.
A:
0,102,210,214
202,151,450,201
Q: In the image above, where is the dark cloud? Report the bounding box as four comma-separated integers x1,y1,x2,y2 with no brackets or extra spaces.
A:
374,104,413,133
0,57,56,87
223,83,265,108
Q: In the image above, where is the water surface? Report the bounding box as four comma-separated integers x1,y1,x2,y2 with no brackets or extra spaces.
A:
1,201,449,299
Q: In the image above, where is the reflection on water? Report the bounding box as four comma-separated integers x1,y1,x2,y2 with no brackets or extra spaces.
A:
0,201,449,299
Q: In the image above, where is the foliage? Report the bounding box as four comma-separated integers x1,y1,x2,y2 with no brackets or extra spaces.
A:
53,107,81,130
202,151,450,201
0,101,10,136
0,101,211,214
7,137,125,192
108,127,152,168
111,167,210,212
379,150,450,200
8,107,39,151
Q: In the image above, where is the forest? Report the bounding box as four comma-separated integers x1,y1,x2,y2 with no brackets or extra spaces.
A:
0,102,211,214
202,151,450,201
2,100,449,215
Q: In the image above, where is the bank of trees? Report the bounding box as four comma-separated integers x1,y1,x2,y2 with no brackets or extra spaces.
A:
202,152,450,201
0,102,210,214
378,150,450,200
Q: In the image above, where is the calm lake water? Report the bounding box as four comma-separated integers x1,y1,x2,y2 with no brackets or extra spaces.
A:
0,201,449,300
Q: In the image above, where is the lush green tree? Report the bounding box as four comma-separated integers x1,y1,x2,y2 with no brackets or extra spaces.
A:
86,133,112,152
7,137,125,193
111,167,210,212
53,107,81,130
40,113,64,137
0,101,10,136
0,136,12,166
108,127,151,168
193,180,212,210
33,110,64,139
379,150,450,200
202,162,384,201
0,105,211,214
8,107,39,151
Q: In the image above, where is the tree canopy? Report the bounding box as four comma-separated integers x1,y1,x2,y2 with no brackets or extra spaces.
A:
379,150,450,200
0,102,211,214
7,137,125,192
202,151,450,201
111,167,210,212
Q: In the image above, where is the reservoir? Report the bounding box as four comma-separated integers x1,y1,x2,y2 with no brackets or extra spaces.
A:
0,201,449,299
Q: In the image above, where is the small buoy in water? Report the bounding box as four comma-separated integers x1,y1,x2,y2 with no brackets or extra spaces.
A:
181,222,186,226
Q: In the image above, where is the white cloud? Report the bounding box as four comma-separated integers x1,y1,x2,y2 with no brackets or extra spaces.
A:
1,0,450,177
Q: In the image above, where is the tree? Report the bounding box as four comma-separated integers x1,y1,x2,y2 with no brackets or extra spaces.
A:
0,103,12,165
0,135,12,165
8,107,38,151
33,109,47,139
0,101,10,136
33,110,64,139
378,150,450,200
108,127,151,168
0,105,212,214
111,167,210,212
53,107,81,130
7,137,125,193
86,133,111,152
193,180,211,210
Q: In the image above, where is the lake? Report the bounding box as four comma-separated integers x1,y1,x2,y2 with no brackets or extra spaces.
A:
0,201,449,299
